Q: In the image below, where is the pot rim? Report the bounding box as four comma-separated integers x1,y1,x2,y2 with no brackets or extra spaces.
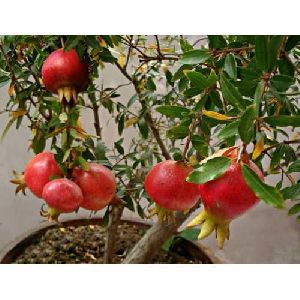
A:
0,217,222,264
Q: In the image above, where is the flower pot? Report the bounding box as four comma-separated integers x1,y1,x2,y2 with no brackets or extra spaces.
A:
0,217,222,264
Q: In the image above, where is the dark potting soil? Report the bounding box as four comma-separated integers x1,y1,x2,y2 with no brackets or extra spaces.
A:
12,222,211,264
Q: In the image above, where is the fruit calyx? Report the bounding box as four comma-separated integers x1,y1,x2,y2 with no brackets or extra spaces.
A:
187,210,230,249
147,205,176,223
40,205,62,223
10,170,27,195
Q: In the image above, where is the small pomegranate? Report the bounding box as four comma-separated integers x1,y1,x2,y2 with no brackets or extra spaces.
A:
72,163,116,211
144,160,199,212
187,147,264,249
42,178,83,220
24,152,63,198
41,48,89,102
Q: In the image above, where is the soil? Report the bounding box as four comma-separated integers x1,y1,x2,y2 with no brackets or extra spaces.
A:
12,221,211,264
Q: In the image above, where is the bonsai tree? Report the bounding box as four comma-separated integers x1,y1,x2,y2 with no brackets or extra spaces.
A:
1,35,299,263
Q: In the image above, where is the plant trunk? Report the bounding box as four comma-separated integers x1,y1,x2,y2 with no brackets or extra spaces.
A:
123,211,193,264
104,203,125,263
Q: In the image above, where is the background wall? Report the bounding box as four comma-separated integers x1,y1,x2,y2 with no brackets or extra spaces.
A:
0,41,300,263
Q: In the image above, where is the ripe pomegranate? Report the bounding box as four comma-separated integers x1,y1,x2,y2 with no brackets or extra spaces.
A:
72,163,116,211
42,178,83,220
41,48,89,102
24,152,63,198
187,148,264,249
144,160,199,212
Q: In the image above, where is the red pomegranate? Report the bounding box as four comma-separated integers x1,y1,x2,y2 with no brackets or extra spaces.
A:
144,160,199,211
41,48,89,102
42,178,83,214
199,160,263,222
24,152,63,198
72,163,116,211
187,148,264,249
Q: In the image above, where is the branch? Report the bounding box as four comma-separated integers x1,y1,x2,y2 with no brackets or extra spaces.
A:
114,60,171,160
123,205,199,263
182,112,200,160
104,198,125,263
89,91,102,138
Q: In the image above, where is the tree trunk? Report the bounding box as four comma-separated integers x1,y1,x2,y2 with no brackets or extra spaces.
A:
104,203,125,263
123,211,193,264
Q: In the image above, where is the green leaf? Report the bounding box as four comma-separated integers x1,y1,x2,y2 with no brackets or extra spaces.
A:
285,36,300,51
185,71,209,89
224,54,237,80
220,73,245,111
145,77,156,91
114,139,124,155
62,148,71,163
254,80,264,116
255,36,269,71
156,105,190,119
270,74,294,92
264,115,300,127
0,118,15,143
179,49,211,65
208,35,227,49
178,228,200,241
95,140,107,160
282,183,300,200
167,125,189,140
187,157,231,184
288,160,300,173
238,105,256,144
270,144,286,170
288,204,300,216
242,164,285,208
118,114,125,135
64,36,83,51
161,236,175,252
268,36,284,71
78,156,89,171
191,135,208,156
172,65,193,82
218,120,239,140
138,117,148,139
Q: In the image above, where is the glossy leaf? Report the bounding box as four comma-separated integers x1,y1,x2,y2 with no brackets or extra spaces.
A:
220,74,245,111
288,204,300,216
218,120,239,140
187,157,231,184
255,36,269,71
156,105,190,119
264,115,300,127
242,164,285,208
179,49,211,65
167,126,189,139
238,105,256,144
224,54,237,80
287,159,300,173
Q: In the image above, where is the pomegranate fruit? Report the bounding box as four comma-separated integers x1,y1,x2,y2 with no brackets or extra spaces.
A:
72,163,116,211
144,160,199,212
24,152,63,198
41,48,89,102
42,178,83,219
187,148,264,249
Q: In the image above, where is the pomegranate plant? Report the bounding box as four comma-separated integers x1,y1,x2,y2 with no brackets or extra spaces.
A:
0,35,299,263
